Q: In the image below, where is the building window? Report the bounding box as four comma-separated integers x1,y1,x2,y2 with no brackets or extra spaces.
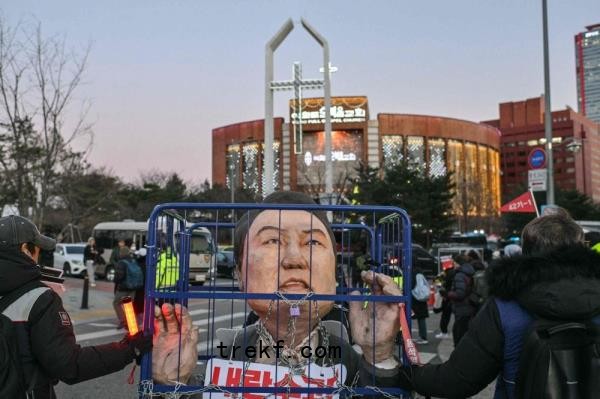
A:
382,135,404,168
428,139,446,178
261,141,280,190
406,136,425,171
226,145,240,189
242,142,260,194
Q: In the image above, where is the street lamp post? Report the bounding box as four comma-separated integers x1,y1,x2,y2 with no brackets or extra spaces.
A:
229,162,236,246
542,0,555,205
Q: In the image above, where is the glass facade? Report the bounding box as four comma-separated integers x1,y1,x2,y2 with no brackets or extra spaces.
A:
227,141,280,194
262,141,280,191
381,136,501,217
406,136,425,171
242,143,260,193
225,145,240,189
576,26,600,123
382,135,404,169
428,139,446,178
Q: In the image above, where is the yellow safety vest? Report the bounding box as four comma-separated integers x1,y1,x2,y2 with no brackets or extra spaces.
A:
156,249,179,289
592,243,600,254
393,275,403,290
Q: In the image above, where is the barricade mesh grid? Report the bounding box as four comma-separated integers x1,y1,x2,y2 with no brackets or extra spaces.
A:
140,203,413,398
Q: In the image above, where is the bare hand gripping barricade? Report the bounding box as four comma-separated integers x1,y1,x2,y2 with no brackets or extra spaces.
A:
139,198,417,398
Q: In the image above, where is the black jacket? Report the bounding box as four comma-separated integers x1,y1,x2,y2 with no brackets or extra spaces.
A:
411,270,429,320
408,245,600,398
447,262,477,318
83,244,97,263
0,248,137,399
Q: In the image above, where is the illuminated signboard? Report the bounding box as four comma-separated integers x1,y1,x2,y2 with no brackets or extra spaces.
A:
296,130,363,187
290,96,369,125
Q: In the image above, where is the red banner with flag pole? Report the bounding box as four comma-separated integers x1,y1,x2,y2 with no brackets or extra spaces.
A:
500,191,539,216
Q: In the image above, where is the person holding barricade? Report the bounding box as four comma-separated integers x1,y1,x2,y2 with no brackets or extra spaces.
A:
0,215,153,399
392,212,600,398
150,191,405,395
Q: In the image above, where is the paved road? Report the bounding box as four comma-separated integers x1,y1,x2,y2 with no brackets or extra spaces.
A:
53,276,494,398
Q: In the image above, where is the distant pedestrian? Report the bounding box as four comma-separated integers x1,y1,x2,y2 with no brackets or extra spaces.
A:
586,231,600,254
83,237,98,287
133,247,147,318
113,247,143,330
447,253,477,346
109,239,126,266
435,264,455,339
503,243,522,257
411,267,430,344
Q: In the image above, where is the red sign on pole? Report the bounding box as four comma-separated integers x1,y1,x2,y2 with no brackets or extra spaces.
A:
500,191,537,214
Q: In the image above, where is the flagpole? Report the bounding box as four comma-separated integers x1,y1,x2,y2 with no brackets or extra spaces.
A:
530,189,540,217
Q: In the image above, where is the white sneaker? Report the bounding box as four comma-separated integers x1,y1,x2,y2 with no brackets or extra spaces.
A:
435,332,450,339
90,283,97,287
414,338,429,345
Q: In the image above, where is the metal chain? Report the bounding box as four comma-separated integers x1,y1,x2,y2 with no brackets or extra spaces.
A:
141,289,407,398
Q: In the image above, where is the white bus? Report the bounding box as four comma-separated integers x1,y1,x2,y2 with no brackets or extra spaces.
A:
92,220,216,284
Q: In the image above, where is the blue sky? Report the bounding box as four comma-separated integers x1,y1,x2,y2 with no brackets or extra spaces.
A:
2,1,599,185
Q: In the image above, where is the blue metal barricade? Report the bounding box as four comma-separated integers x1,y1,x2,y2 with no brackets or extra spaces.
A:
139,202,413,398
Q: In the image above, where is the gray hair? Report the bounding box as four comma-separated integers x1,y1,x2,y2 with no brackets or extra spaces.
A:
521,214,584,256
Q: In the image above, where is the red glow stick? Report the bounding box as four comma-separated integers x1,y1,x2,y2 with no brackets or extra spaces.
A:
121,297,139,336
398,303,421,365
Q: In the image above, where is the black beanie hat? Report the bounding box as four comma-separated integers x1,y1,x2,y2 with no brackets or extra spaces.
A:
233,191,336,267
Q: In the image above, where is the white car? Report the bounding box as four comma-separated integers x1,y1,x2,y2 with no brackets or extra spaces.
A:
53,243,86,276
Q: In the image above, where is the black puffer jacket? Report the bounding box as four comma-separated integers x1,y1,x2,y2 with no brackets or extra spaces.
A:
0,248,137,399
447,262,476,318
408,245,600,398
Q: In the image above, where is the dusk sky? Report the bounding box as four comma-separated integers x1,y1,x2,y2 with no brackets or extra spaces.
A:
3,1,599,187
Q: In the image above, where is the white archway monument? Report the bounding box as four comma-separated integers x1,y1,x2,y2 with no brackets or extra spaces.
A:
264,18,333,202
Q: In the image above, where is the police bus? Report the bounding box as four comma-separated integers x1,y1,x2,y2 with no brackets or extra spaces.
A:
92,220,216,284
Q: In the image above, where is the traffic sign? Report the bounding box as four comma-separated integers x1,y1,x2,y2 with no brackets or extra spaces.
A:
528,168,547,192
528,148,546,169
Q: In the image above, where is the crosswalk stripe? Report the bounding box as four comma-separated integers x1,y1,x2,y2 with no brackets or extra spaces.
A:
76,311,245,342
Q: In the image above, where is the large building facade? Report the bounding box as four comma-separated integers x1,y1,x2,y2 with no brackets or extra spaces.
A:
212,96,502,218
576,23,600,123
483,96,600,202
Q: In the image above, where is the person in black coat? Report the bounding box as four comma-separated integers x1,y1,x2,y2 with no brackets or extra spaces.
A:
0,215,152,399
435,265,455,339
394,213,600,398
447,253,477,346
411,268,430,344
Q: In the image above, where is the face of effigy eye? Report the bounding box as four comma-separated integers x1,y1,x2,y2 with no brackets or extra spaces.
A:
240,209,336,320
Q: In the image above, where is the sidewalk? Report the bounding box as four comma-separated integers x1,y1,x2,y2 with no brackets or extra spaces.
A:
57,278,117,324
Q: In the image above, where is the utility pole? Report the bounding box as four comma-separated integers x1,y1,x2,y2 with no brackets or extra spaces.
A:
542,0,555,205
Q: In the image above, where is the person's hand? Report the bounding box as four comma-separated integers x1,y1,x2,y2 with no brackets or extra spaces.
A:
349,271,401,365
152,303,199,384
121,332,153,364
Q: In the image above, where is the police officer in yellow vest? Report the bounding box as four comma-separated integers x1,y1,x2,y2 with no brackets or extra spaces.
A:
156,247,179,289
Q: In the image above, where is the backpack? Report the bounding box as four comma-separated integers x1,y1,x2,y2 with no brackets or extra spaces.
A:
411,273,430,302
515,316,600,398
468,270,488,307
121,259,144,290
0,282,44,398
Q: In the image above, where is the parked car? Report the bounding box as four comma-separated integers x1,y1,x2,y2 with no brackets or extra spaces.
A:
216,251,236,278
53,243,86,276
